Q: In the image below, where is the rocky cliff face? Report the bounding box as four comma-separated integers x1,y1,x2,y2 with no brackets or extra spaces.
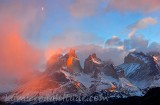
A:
119,52,160,88
46,49,82,75
83,53,103,79
103,63,118,79
83,53,118,79
65,49,83,74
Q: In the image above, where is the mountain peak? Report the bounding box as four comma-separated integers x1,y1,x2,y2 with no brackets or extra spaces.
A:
68,48,77,58
65,49,82,73
119,51,160,88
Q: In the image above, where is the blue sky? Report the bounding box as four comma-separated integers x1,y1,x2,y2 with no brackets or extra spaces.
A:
33,0,160,48
1,0,160,49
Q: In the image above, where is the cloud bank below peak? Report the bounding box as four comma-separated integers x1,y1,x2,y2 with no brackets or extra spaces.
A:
105,35,160,53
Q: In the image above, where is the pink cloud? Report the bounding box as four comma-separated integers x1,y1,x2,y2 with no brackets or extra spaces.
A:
69,0,103,18
128,17,157,38
0,0,44,91
108,0,160,13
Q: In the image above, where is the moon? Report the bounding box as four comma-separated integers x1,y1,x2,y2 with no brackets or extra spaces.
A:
41,7,44,11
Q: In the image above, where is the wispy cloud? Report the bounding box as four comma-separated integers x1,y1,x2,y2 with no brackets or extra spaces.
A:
128,17,157,38
69,0,105,18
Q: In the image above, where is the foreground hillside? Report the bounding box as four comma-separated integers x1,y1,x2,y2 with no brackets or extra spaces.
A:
9,87,160,105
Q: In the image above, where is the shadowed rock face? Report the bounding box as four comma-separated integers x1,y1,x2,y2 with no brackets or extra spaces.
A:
84,53,119,79
45,49,83,74
103,64,118,79
45,54,66,74
83,53,103,78
51,71,69,83
119,52,160,88
84,54,99,74
116,67,125,78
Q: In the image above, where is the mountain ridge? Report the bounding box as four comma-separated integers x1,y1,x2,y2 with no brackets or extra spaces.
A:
1,49,160,103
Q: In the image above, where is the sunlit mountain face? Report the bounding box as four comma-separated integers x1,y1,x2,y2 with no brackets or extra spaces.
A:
0,0,160,105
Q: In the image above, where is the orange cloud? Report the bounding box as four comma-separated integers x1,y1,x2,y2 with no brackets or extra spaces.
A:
0,0,44,88
0,22,42,81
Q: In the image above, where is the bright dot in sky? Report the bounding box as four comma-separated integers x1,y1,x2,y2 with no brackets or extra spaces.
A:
41,7,44,11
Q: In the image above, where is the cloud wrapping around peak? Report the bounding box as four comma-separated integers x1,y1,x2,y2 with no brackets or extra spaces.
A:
45,30,103,60
102,34,160,65
75,44,127,66
124,35,149,52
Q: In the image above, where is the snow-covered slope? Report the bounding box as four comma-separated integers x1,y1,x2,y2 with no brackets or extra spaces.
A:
118,52,160,88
